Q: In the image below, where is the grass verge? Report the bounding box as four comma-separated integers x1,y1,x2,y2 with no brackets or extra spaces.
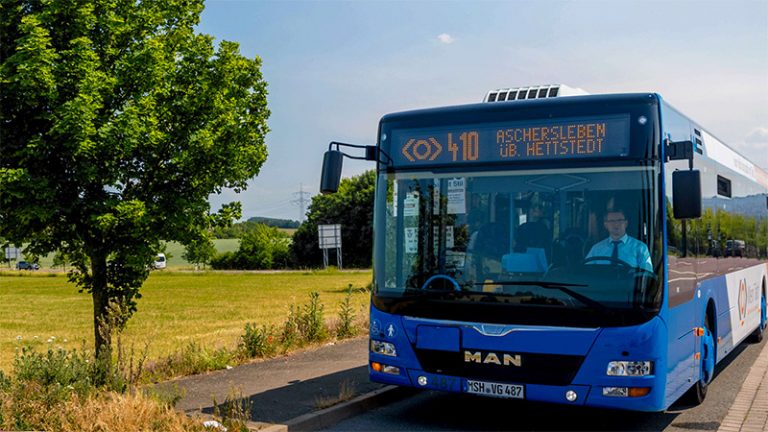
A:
0,270,372,375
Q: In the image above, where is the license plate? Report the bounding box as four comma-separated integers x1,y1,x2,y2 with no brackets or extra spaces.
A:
466,380,525,399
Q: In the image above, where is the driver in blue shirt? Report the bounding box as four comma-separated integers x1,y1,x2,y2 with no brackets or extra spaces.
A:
586,208,652,272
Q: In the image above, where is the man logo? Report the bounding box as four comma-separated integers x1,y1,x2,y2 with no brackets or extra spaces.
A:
464,350,522,367
738,279,748,321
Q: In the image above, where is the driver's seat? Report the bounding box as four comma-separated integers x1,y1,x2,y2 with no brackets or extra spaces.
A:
552,232,585,268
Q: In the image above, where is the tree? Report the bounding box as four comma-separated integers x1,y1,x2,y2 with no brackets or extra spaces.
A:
0,0,269,365
236,223,290,269
209,224,290,270
182,233,216,270
291,170,374,268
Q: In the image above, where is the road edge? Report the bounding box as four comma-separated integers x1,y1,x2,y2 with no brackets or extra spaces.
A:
257,385,417,432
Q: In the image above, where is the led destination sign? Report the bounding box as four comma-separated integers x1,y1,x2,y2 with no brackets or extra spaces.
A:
391,115,630,166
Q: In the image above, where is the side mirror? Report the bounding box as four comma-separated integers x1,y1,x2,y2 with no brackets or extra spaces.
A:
672,170,702,219
320,150,344,194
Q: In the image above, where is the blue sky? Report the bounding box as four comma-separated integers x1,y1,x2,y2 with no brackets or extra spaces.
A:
200,0,768,221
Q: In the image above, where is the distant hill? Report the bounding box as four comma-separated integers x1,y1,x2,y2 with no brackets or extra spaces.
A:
703,194,768,219
247,216,300,229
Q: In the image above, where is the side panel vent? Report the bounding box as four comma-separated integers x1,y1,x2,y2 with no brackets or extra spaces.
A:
693,129,704,154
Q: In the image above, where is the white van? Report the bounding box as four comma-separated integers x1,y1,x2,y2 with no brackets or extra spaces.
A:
153,253,167,269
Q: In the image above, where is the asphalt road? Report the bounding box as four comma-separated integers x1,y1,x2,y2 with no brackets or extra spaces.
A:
325,337,765,432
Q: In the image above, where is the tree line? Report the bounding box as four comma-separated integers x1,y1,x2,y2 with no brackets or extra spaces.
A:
211,217,299,239
186,171,374,269
667,201,768,258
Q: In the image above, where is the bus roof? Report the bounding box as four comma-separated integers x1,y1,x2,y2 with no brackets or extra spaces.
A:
379,93,658,124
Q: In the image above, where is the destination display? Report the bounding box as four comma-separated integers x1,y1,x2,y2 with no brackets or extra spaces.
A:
390,115,630,166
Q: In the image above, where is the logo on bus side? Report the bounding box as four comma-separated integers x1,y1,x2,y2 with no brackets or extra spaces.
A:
464,350,522,367
738,279,748,322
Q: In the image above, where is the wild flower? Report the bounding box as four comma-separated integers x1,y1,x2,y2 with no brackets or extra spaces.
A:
16,335,22,341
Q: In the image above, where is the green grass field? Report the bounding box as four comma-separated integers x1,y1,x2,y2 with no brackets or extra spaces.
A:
0,270,372,374
6,239,241,270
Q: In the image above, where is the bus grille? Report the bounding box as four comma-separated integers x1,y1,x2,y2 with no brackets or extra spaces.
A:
413,348,585,386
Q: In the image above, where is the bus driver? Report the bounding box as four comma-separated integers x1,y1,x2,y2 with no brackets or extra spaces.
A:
586,208,652,272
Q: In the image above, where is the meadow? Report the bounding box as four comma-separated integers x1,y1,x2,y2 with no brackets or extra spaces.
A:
0,270,372,374
5,239,242,270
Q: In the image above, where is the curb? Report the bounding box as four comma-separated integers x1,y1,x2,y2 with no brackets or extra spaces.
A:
256,385,417,432
716,338,768,432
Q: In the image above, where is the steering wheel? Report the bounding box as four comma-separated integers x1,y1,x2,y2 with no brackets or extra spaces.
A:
583,256,657,278
421,274,461,292
582,256,631,268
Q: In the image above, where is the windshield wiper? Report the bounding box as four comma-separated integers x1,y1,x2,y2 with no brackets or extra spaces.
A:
474,281,608,311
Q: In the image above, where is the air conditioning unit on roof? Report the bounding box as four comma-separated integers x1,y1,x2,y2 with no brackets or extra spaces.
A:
484,84,589,103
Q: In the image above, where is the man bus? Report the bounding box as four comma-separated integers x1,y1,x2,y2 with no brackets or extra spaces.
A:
320,84,768,411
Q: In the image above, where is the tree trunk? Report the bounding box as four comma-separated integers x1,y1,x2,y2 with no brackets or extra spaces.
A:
90,250,112,363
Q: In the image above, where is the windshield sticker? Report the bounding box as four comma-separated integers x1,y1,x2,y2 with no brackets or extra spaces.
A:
405,227,418,253
404,192,419,217
446,226,455,248
447,178,466,214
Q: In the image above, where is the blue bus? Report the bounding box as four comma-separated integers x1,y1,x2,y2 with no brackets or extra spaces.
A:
321,85,768,411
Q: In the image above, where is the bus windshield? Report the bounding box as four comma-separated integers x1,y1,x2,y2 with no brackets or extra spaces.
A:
374,166,662,323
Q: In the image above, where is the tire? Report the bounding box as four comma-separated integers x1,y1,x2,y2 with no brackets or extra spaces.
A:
748,291,766,343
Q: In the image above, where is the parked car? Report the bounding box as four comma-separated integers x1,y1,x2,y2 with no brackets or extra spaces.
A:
725,239,746,257
16,261,39,270
153,253,167,270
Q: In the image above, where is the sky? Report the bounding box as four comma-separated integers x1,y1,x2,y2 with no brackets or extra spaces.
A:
199,0,768,221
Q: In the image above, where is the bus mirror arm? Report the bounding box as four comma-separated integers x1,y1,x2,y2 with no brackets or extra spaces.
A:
666,139,701,219
320,142,391,194
665,139,694,169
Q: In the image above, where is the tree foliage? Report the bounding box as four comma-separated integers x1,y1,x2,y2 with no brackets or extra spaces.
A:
0,0,269,359
291,170,375,268
182,232,216,269
212,217,298,239
668,199,768,258
210,223,290,270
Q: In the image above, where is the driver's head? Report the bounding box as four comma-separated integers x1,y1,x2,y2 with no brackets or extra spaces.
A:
603,209,628,240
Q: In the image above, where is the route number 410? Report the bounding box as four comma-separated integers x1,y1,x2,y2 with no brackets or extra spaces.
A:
448,132,479,162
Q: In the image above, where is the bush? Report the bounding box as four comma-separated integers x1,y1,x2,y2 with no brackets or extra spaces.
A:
210,224,291,270
144,342,233,381
298,292,328,343
0,345,98,430
210,251,237,269
237,224,291,269
336,285,357,338
239,323,276,358
280,304,300,349
0,344,227,431
13,345,97,401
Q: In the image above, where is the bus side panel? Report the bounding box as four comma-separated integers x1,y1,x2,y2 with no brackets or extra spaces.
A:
702,264,767,362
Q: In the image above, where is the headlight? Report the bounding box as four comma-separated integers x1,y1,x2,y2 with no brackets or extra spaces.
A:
370,340,397,357
606,361,653,376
